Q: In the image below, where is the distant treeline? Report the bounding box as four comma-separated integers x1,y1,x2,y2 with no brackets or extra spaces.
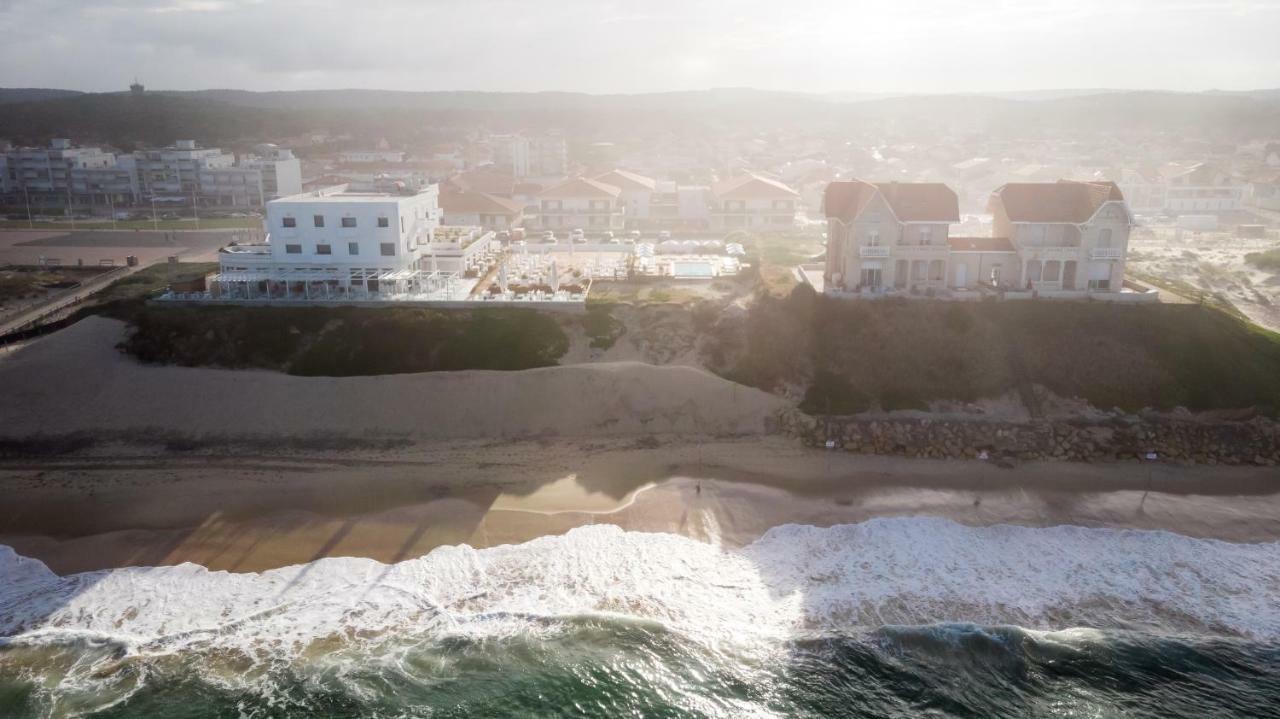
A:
0,87,1277,148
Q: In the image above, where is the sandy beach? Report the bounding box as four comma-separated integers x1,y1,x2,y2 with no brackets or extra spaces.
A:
2,436,1278,575
2,317,1279,577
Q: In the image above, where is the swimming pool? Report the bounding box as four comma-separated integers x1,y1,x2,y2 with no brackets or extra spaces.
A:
672,261,715,278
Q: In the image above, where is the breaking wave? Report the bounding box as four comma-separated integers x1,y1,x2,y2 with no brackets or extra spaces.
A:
2,517,1279,717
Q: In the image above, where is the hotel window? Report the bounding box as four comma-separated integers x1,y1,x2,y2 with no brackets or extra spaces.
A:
1097,228,1113,247
378,216,389,228
313,215,324,228
281,216,296,228
348,242,359,255
316,244,332,255
285,243,301,254
867,231,881,246
919,226,932,245
380,242,395,256
341,216,357,228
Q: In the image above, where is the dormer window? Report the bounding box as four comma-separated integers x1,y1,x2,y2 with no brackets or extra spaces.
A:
920,226,933,245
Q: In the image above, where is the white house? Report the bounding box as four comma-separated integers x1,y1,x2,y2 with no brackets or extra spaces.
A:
1249,172,1280,212
1163,163,1246,213
710,174,798,231
594,169,657,228
822,178,1136,298
822,180,960,293
988,180,1133,293
536,177,625,232
439,191,525,232
211,184,495,299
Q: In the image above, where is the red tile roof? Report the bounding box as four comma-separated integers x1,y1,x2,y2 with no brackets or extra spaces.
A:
823,180,959,222
823,181,878,221
990,180,1125,223
539,176,622,199
439,191,524,216
594,169,657,191
948,236,1015,253
877,182,959,222
712,174,798,199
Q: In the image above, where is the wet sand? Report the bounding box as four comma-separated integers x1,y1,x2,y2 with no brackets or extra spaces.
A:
1,437,1278,574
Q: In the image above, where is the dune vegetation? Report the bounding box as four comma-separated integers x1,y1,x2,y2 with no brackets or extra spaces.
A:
709,285,1280,415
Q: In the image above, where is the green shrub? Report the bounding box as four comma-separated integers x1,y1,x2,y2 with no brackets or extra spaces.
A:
582,304,626,350
118,306,570,376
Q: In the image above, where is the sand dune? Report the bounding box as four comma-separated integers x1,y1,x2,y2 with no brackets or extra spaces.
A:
0,317,789,439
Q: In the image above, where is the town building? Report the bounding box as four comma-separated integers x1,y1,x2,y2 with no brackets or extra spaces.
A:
536,177,625,232
822,179,1135,298
439,191,526,232
988,180,1131,293
134,140,236,199
339,150,406,164
594,169,657,228
1163,163,1246,213
133,140,301,207
1116,168,1167,214
1248,173,1280,212
211,184,497,300
490,133,568,178
649,181,711,230
0,138,126,208
710,174,798,231
240,144,304,201
822,181,960,293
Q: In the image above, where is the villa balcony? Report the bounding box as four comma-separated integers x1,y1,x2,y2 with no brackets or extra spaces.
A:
1019,245,1083,260
859,245,890,258
891,242,950,256
1090,247,1124,260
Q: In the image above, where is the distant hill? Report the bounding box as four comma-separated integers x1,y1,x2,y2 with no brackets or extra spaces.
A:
0,88,84,105
0,93,304,148
0,87,1277,147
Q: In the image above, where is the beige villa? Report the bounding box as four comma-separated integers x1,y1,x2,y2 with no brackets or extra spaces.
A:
822,179,1140,299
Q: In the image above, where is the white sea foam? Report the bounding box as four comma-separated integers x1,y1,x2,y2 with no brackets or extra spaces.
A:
3,517,1279,665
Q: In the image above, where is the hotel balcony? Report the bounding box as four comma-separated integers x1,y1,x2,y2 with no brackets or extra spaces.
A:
859,245,891,258
1090,247,1124,260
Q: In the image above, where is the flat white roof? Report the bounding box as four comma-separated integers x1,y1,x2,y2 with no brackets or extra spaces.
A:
273,192,420,204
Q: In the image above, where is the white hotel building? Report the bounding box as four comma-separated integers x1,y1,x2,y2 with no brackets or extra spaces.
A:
212,184,497,301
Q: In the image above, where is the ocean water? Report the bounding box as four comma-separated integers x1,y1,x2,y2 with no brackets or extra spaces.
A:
2,517,1279,717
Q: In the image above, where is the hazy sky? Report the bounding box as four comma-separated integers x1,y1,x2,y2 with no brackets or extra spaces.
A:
2,0,1278,94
